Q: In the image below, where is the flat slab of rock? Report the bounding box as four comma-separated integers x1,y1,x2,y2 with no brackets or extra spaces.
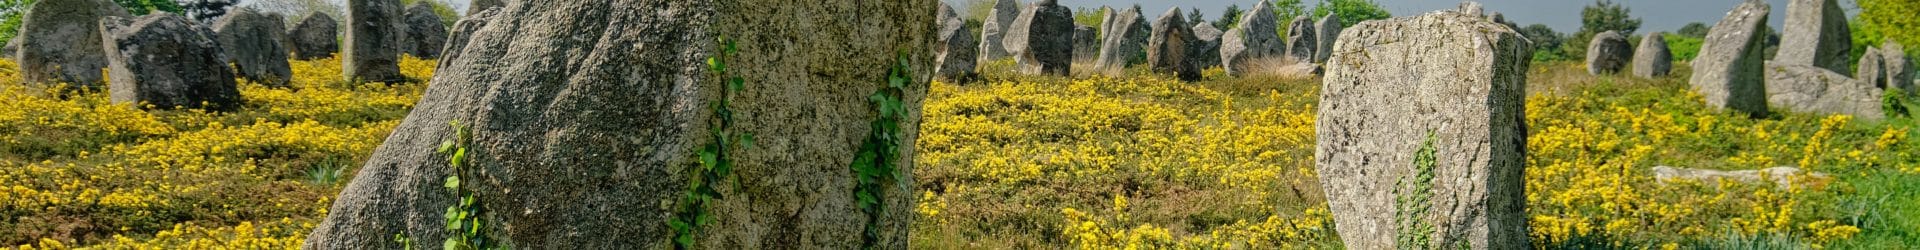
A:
1585,30,1630,75
1313,13,1342,63
977,0,1019,62
1317,10,1531,249
1653,166,1831,189
935,2,977,81
214,8,294,87
345,0,407,83
1690,1,1771,118
1146,7,1198,81
1004,1,1073,76
1093,6,1147,75
16,0,130,86
1283,15,1315,63
403,2,447,59
1632,32,1673,78
101,14,241,110
1776,0,1852,75
1221,0,1282,76
1765,63,1886,120
290,13,340,60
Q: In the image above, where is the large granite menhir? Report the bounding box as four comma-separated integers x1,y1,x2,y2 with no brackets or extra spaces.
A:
1313,13,1342,63
1632,32,1673,78
213,8,294,87
1220,0,1282,76
290,13,341,60
935,2,977,81
345,0,408,83
16,0,130,87
1093,6,1147,75
977,0,1019,62
1283,15,1315,63
1775,0,1852,75
1690,1,1771,118
1316,10,1531,250
1004,1,1073,76
101,14,242,110
1585,30,1630,75
1146,7,1198,81
1191,23,1223,70
403,2,448,59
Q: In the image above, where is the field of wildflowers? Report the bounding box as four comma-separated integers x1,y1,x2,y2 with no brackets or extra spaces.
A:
2,56,1915,248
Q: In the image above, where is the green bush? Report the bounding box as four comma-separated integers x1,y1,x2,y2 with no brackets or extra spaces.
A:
1666,34,1703,62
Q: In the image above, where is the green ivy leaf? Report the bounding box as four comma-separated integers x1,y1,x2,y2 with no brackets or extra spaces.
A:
699,151,718,170
443,238,461,250
740,133,755,149
451,148,467,167
729,77,745,92
437,140,454,153
707,57,722,72
444,176,460,189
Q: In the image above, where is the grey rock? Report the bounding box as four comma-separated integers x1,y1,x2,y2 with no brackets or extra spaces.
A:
1093,7,1147,75
100,14,241,110
1097,6,1115,40
1776,0,1852,75
1004,1,1072,76
1458,1,1484,16
403,2,447,59
1765,63,1885,120
213,8,294,87
1314,13,1342,63
1689,1,1771,118
290,13,339,60
977,0,1019,62
15,0,130,87
936,3,977,81
1221,0,1282,76
466,0,502,16
1284,15,1315,63
305,0,936,249
1652,166,1830,189
1860,46,1888,89
345,0,407,83
1882,40,1915,94
437,7,496,69
1147,7,1198,81
1584,30,1629,75
1632,32,1673,78
1072,24,1097,61
1191,23,1222,70
1317,11,1531,250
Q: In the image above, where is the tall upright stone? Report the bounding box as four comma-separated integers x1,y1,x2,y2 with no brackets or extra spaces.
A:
1632,32,1673,78
1860,46,1888,89
1192,23,1223,70
1004,1,1072,76
1147,7,1198,81
1314,13,1342,63
977,0,1019,62
305,0,937,248
1221,0,1282,76
1776,0,1851,75
15,0,130,86
345,0,407,83
935,3,977,81
100,14,241,110
1766,63,1886,120
1883,40,1915,94
1317,10,1531,250
213,8,294,87
403,2,447,59
1283,15,1315,63
1097,5,1115,39
1072,24,1097,61
467,0,502,15
290,13,340,60
1690,1,1771,118
1584,30,1630,75
1093,6,1147,75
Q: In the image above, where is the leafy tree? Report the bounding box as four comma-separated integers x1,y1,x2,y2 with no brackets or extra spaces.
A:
1675,22,1709,38
0,0,33,44
1520,24,1569,61
1666,35,1703,61
1271,0,1307,38
1214,4,1241,30
1857,0,1920,58
1073,7,1104,29
1564,0,1641,61
115,0,181,15
1308,0,1388,27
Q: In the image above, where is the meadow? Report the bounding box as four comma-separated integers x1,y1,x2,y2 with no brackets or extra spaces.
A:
2,57,1917,249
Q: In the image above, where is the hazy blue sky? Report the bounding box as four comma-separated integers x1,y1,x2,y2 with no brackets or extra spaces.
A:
425,0,1858,34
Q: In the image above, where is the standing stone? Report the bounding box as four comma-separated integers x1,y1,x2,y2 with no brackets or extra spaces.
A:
1860,47,1888,89
1314,13,1342,63
290,13,340,60
1072,24,1097,61
1690,1,1771,118
306,0,936,249
1093,7,1147,75
1004,1,1072,76
437,8,495,70
346,0,407,83
1221,0,1283,76
1192,23,1223,70
213,8,294,87
977,0,1019,62
15,0,130,86
1284,15,1315,63
467,0,502,15
100,14,241,110
935,3,977,81
1632,32,1673,78
1765,63,1886,120
1147,8,1198,81
1097,6,1115,39
1317,10,1531,250
1776,0,1851,75
1584,30,1630,75
403,2,448,59
1883,40,1915,94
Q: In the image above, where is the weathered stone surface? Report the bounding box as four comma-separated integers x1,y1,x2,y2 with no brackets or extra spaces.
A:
1458,1,1484,16
306,0,936,249
100,14,241,110
1652,166,1831,189
1766,63,1886,120
936,3,977,80
290,13,340,60
1097,5,1115,39
213,8,294,87
403,2,447,59
1093,6,1147,75
436,8,494,70
1632,32,1673,78
1776,0,1851,75
1690,1,1771,117
1317,11,1530,250
1860,46,1888,89
977,0,1019,62
345,0,407,83
1882,40,1915,94
1072,24,1096,61
1004,1,1072,76
1313,13,1342,63
467,0,502,16
1192,23,1222,70
1584,30,1630,75
1221,0,1282,76
1147,7,1198,81
16,0,130,86
1284,15,1315,63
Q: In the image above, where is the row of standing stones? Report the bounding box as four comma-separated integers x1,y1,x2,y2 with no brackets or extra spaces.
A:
1686,0,1915,122
11,0,451,110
